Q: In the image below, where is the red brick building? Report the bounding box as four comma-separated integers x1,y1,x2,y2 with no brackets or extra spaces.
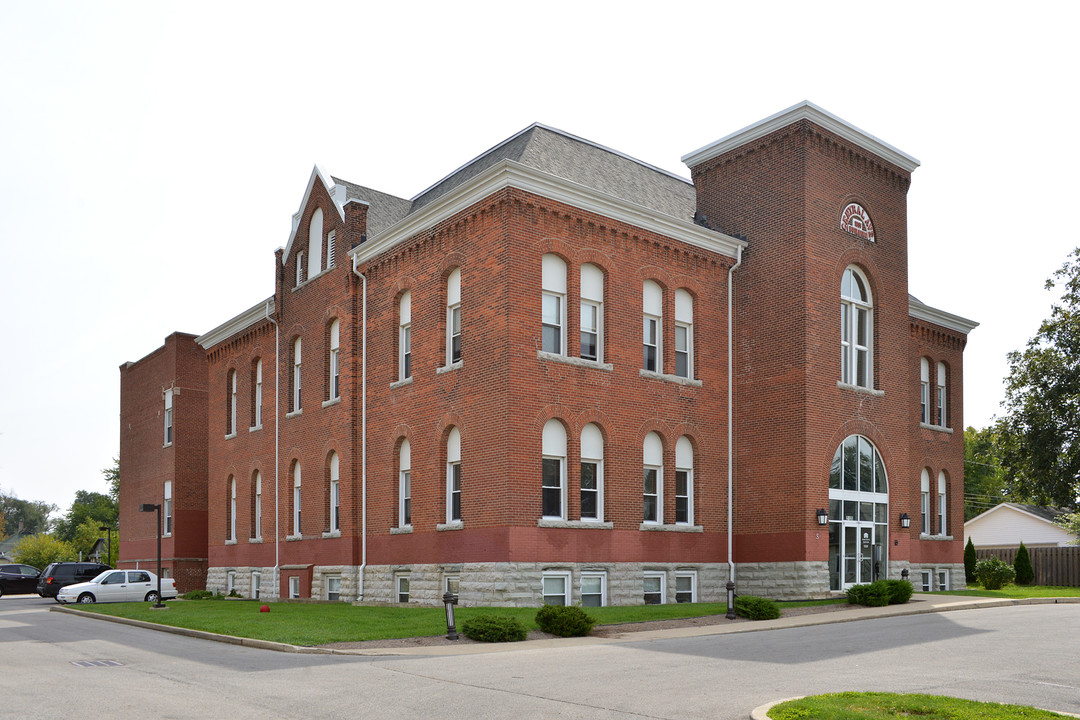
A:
119,102,975,604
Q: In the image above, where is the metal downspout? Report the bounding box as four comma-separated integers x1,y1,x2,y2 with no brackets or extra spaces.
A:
351,256,367,600
727,245,743,600
265,301,280,596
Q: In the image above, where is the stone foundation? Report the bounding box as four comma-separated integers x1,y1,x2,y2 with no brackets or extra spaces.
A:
734,561,832,600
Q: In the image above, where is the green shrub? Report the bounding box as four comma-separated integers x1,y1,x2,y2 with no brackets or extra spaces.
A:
964,538,978,584
181,589,216,600
461,614,528,642
1013,542,1034,585
733,595,781,620
975,557,1016,590
846,580,890,607
884,579,913,604
534,604,596,637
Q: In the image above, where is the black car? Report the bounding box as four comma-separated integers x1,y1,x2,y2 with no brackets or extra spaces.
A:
0,564,41,597
37,562,112,599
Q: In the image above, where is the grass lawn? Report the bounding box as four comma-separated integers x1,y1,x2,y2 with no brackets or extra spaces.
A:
68,597,844,646
937,584,1080,599
768,692,1072,719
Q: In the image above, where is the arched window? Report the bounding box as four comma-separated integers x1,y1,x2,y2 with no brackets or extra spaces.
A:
675,289,693,379
328,320,340,400
580,264,603,362
447,268,462,365
291,338,302,413
828,435,888,590
446,428,461,523
840,267,872,388
227,476,236,542
580,423,604,521
542,255,567,355
919,358,930,424
937,362,948,428
292,461,302,537
675,436,693,525
399,440,411,527
252,471,262,540
937,470,948,536
251,358,263,429
542,419,567,519
399,291,411,381
643,432,663,523
308,207,323,278
226,369,237,436
643,281,663,373
327,452,340,533
921,468,931,535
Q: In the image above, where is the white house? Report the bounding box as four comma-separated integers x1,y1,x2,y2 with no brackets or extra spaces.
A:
965,503,1077,549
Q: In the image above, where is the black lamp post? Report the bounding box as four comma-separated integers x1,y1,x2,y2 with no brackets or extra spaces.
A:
98,525,112,566
442,591,459,640
725,580,736,620
139,503,166,608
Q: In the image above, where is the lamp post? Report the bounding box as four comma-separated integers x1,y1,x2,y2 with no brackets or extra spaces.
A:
98,525,112,566
139,503,165,608
442,591,459,640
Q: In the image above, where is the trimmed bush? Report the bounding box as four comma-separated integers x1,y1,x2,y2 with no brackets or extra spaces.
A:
846,580,890,607
534,604,596,637
964,538,978,584
733,595,781,620
461,614,528,642
975,557,1015,590
884,579,913,604
181,589,216,600
1013,542,1034,585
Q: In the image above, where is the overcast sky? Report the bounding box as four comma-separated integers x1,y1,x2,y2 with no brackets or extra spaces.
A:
1,2,1077,514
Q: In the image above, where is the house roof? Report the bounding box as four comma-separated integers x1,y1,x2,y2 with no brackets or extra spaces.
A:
967,502,1069,526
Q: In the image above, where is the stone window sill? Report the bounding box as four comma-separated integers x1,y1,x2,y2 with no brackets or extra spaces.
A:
285,534,303,542
321,530,342,539
285,409,302,419
249,424,262,433
538,351,613,372
249,537,263,544
225,539,238,546
322,397,342,409
538,519,614,529
390,526,413,535
436,521,464,531
225,432,237,440
837,381,884,397
639,523,704,532
437,361,463,375
639,369,702,387
390,376,413,390
919,422,954,434
920,534,954,541
163,442,172,449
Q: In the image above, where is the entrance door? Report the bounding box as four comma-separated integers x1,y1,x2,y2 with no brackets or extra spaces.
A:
842,522,875,588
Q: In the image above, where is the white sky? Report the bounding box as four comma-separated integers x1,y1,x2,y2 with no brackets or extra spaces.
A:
1,2,1077,513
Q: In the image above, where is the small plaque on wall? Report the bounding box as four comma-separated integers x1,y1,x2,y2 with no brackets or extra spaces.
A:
840,203,875,242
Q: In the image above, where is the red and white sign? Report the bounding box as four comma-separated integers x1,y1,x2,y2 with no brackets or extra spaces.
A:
840,203,875,242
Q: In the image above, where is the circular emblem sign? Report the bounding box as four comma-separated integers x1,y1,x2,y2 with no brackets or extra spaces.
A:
840,203,875,242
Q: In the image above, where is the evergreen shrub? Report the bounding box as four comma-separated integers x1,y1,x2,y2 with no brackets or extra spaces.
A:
461,614,528,642
884,579,913,604
534,604,596,637
975,557,1015,590
733,595,781,620
1013,542,1035,585
846,580,890,607
964,538,978,584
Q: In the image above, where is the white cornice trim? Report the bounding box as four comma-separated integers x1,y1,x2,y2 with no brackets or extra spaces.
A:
349,160,744,266
282,164,347,264
909,297,979,334
681,101,921,173
196,297,275,349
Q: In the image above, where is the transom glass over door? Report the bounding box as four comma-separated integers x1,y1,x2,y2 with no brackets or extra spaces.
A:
828,435,888,590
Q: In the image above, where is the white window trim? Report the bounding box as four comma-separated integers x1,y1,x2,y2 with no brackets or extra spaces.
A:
643,464,662,525
252,360,263,430
251,571,261,599
937,361,948,428
289,575,300,599
163,481,173,537
253,473,262,541
292,464,302,537
399,469,412,528
330,454,340,534
580,571,607,607
329,321,340,401
292,338,302,413
542,291,566,355
841,267,873,389
326,230,336,269
580,299,602,363
163,389,173,447
541,570,571,606
399,323,411,381
396,574,410,603
446,461,461,524
643,314,661,373
580,458,603,522
675,570,697,603
542,456,567,520
325,575,342,602
229,478,237,542
675,467,693,526
644,570,666,605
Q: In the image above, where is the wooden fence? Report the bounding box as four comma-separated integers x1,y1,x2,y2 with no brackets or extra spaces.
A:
975,547,1080,587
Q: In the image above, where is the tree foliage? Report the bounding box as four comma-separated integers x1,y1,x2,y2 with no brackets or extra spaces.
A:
1055,511,1080,544
0,488,56,537
963,426,1010,519
53,491,118,543
998,248,1080,510
964,538,978,584
13,534,76,569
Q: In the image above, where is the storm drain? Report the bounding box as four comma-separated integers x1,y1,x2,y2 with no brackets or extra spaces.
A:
70,660,124,668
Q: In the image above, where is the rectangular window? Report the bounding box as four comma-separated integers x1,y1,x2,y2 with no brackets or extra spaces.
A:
254,476,262,540
449,462,462,522
448,305,462,364
581,462,599,521
580,301,599,361
580,572,605,607
326,576,341,602
253,360,263,428
643,316,659,372
289,576,300,599
675,323,690,378
675,572,696,603
644,571,665,605
921,571,931,592
937,384,947,427
251,572,261,600
163,481,173,535
675,470,690,524
936,569,949,592
397,575,410,603
542,571,570,606
226,571,236,594
400,470,411,527
920,381,930,423
329,348,339,400
542,458,563,519
400,325,411,380
330,479,340,533
643,467,659,523
921,491,930,534
542,292,563,354
938,489,946,537
445,576,460,595
164,389,173,446
293,341,302,412
227,371,237,436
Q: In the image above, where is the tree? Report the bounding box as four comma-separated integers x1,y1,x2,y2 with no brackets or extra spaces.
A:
964,538,978,584
53,491,118,544
0,488,56,536
998,248,1080,510
964,426,1010,520
1014,542,1034,585
12,534,76,569
1056,511,1080,544
71,518,117,566
103,457,119,504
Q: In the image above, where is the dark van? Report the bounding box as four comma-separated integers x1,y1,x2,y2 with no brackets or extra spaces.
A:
37,562,112,599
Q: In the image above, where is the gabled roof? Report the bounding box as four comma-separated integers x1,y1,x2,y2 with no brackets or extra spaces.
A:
967,502,1070,527
909,295,979,335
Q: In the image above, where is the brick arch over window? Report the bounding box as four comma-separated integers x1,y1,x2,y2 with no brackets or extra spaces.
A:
571,410,617,445
535,237,574,261
573,247,614,269
820,420,890,481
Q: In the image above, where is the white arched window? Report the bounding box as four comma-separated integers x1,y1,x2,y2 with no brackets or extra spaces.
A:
841,267,872,388
828,435,889,590
292,338,302,412
675,289,693,378
643,281,663,373
580,423,604,521
675,436,693,525
920,358,930,424
937,362,948,427
308,207,323,278
580,264,603,362
252,359,263,429
446,427,461,523
937,470,947,536
228,476,237,542
921,468,931,535
542,255,567,355
292,462,302,537
329,452,340,533
253,471,262,540
447,268,462,365
227,369,237,436
399,440,411,528
542,420,567,519
328,320,340,400
643,432,663,523
399,291,411,381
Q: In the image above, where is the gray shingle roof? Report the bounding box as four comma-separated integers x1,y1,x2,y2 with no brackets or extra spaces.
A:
330,178,412,238
1004,503,1069,524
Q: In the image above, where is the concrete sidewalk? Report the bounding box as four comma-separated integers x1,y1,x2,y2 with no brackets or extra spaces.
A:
52,593,1080,657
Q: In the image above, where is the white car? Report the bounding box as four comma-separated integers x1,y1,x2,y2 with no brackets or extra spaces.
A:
57,569,177,604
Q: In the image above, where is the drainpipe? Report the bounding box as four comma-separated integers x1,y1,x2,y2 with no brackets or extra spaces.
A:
350,255,368,600
726,245,743,618
265,300,280,596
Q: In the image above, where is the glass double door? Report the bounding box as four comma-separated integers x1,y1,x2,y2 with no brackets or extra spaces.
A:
841,522,877,588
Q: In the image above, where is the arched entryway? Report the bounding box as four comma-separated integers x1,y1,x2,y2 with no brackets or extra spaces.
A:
828,435,888,590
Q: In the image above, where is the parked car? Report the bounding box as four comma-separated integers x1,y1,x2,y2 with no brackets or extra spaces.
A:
37,562,113,599
57,569,177,604
0,564,41,597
